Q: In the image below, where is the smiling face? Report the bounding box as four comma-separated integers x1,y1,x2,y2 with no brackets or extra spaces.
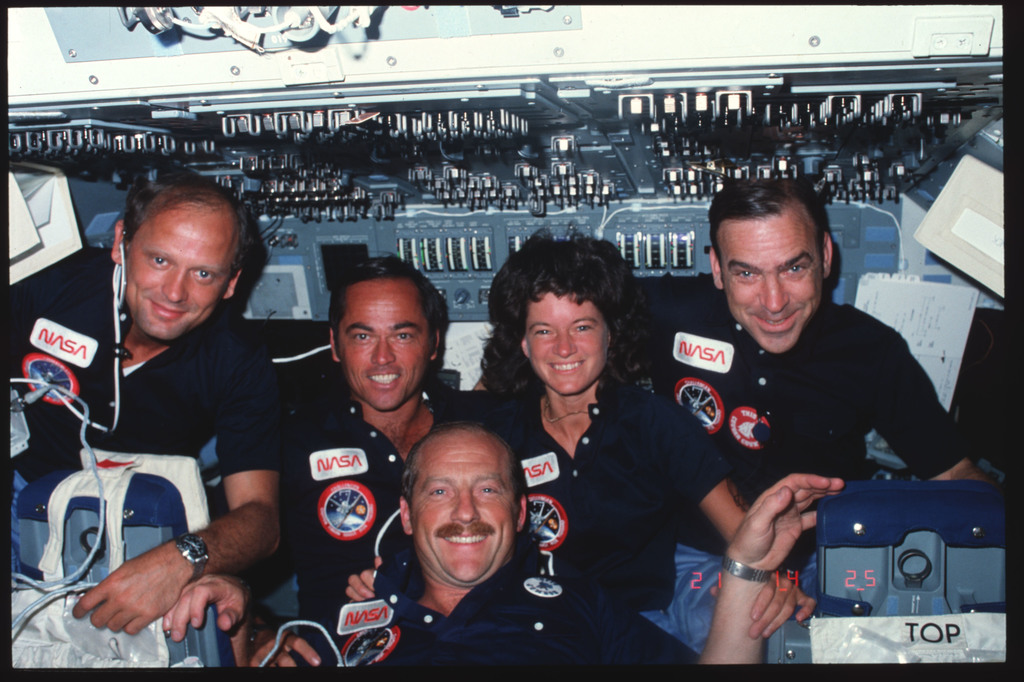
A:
400,429,526,601
112,204,241,351
330,278,438,419
710,204,832,354
520,293,610,405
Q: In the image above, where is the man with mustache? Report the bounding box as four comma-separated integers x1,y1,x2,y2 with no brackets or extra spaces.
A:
165,422,843,665
11,172,280,636
266,257,499,662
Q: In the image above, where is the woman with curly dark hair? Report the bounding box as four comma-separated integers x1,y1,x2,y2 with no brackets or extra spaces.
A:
481,233,801,653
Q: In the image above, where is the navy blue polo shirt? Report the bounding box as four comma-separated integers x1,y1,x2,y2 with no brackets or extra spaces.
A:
281,380,501,624
311,536,696,666
643,273,968,505
484,382,731,614
10,248,280,483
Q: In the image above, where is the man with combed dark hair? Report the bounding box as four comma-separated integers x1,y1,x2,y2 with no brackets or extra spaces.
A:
267,256,501,664
165,422,844,665
11,171,281,635
644,178,990,563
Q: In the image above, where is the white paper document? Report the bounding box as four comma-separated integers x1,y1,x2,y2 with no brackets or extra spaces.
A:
854,273,978,410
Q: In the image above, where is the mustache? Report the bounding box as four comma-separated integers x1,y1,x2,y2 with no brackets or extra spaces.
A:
434,521,495,539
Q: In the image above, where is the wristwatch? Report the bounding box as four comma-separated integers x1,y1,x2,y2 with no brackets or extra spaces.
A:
721,555,772,583
175,533,209,582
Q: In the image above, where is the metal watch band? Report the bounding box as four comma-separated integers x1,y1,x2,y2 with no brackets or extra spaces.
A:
721,556,772,583
176,533,208,582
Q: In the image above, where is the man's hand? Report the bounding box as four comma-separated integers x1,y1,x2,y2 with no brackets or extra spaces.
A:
72,541,192,634
727,473,844,572
250,628,321,667
748,580,815,639
71,470,279,635
162,574,249,641
700,474,842,664
345,556,382,602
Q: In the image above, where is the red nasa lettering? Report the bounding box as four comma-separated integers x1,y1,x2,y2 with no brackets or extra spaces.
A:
524,459,555,478
36,327,90,361
317,453,365,472
344,605,390,628
677,339,727,367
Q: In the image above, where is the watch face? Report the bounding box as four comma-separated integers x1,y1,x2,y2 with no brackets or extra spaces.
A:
179,534,207,559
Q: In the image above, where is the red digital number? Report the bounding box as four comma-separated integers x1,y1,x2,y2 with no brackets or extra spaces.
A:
690,572,702,590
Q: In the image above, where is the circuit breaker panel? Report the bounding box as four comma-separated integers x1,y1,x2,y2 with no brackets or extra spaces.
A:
8,6,1004,322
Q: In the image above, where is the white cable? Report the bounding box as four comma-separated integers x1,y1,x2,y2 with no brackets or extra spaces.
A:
110,261,125,433
11,380,108,634
258,620,343,668
851,200,906,271
272,345,332,364
540,549,555,577
373,509,402,558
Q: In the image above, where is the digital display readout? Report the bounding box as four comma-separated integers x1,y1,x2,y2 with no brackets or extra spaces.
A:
688,569,800,590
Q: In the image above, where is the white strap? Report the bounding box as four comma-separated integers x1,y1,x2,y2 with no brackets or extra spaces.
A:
38,463,135,579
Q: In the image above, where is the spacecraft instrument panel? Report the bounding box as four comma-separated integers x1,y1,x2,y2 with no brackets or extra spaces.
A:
9,6,1004,325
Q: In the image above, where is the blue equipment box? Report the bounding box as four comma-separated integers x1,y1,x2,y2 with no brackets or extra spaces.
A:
17,469,234,667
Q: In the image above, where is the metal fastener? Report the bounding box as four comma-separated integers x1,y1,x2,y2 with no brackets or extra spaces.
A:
853,522,865,535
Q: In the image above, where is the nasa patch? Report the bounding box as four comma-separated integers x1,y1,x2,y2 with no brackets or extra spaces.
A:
309,448,369,481
318,480,377,540
337,599,393,635
671,332,734,374
22,353,80,405
528,494,568,551
674,377,724,434
729,406,770,450
521,452,559,487
523,576,563,598
340,626,400,666
30,318,98,369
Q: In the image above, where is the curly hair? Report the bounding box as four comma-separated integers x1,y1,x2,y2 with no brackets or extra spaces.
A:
481,233,650,398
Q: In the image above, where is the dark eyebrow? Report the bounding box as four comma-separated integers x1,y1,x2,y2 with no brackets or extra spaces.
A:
780,251,815,270
726,259,760,273
344,320,422,334
726,251,815,273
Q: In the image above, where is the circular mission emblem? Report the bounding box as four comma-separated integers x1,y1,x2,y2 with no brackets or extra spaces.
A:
729,406,770,450
674,377,724,434
527,494,568,551
318,480,376,540
22,353,79,405
341,626,400,666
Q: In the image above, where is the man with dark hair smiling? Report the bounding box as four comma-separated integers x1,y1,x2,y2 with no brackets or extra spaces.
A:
646,178,989,509
165,422,843,665
643,178,992,604
267,256,499,664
